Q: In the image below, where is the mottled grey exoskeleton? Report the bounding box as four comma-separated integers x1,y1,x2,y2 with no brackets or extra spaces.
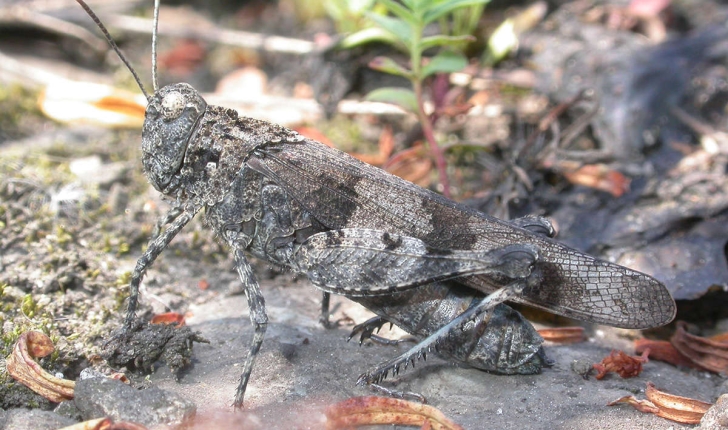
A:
76,0,676,408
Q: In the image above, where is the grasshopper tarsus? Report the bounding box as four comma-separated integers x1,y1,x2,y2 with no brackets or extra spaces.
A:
510,215,557,238
348,316,387,344
347,316,416,346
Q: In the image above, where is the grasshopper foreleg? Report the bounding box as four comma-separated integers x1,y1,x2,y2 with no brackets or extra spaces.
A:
231,246,268,409
123,207,196,334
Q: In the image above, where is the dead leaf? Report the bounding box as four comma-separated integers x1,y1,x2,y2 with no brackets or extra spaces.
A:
198,279,210,290
608,382,712,424
58,417,110,430
608,395,660,414
634,338,698,369
646,382,713,424
349,126,395,166
710,332,728,343
670,321,728,374
150,312,186,326
5,331,75,402
158,39,206,76
593,349,649,379
109,372,130,384
538,327,585,344
215,67,267,100
384,144,433,187
294,126,333,148
325,396,463,430
468,90,490,107
562,164,631,197
58,417,149,430
40,81,146,128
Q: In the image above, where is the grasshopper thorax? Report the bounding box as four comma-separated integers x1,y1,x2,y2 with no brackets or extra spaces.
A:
141,83,207,193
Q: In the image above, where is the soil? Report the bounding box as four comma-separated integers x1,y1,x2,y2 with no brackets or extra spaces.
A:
0,0,727,429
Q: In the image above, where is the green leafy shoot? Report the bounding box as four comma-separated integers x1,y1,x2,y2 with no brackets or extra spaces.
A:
345,0,491,197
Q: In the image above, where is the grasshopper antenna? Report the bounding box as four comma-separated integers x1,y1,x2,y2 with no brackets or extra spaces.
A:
74,0,152,101
152,0,160,92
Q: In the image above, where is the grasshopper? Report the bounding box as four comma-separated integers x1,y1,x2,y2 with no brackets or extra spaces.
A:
76,0,676,408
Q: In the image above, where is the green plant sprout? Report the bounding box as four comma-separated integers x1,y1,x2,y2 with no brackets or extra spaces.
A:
339,0,490,197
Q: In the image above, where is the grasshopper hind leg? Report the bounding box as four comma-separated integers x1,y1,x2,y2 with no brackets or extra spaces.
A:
347,316,416,346
356,280,533,387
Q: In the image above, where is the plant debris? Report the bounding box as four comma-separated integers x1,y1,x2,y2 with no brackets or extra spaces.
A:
635,321,728,373
593,349,650,380
607,382,713,424
325,396,463,430
58,417,148,430
670,321,728,374
150,312,186,326
537,327,586,344
560,164,631,197
5,331,75,402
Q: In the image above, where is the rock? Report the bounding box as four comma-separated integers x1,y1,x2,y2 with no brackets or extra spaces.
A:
701,394,728,430
0,408,76,430
73,377,196,427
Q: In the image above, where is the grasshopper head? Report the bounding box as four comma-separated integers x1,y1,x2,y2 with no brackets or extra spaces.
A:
141,83,207,193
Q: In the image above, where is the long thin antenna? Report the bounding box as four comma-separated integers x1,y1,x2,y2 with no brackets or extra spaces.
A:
152,0,160,92
74,0,151,101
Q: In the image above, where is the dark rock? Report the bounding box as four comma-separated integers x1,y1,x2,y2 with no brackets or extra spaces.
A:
0,408,76,430
700,394,728,430
73,377,196,427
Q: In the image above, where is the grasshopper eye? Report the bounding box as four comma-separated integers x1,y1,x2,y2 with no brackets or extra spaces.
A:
161,91,185,120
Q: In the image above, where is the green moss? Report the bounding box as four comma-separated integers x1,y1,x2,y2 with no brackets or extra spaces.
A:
117,242,130,255
0,84,43,140
115,271,132,287
21,294,38,318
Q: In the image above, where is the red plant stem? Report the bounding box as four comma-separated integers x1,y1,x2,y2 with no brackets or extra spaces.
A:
414,80,451,198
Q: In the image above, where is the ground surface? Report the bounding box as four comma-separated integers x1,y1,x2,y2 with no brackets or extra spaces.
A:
0,0,727,429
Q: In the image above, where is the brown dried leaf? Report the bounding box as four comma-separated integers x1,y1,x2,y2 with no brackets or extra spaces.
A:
562,164,631,197
150,312,186,326
384,145,433,187
671,321,728,373
58,417,149,430
294,126,333,148
109,372,130,384
58,417,110,430
607,395,660,414
349,127,395,166
593,349,649,380
158,39,206,76
710,332,728,343
325,396,463,430
538,327,586,344
5,331,75,402
436,101,473,118
646,382,713,424
105,421,149,430
40,82,145,128
216,67,267,99
634,338,698,369
608,382,713,425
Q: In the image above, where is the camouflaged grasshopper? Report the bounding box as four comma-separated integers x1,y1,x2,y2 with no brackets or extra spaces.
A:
76,0,676,408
